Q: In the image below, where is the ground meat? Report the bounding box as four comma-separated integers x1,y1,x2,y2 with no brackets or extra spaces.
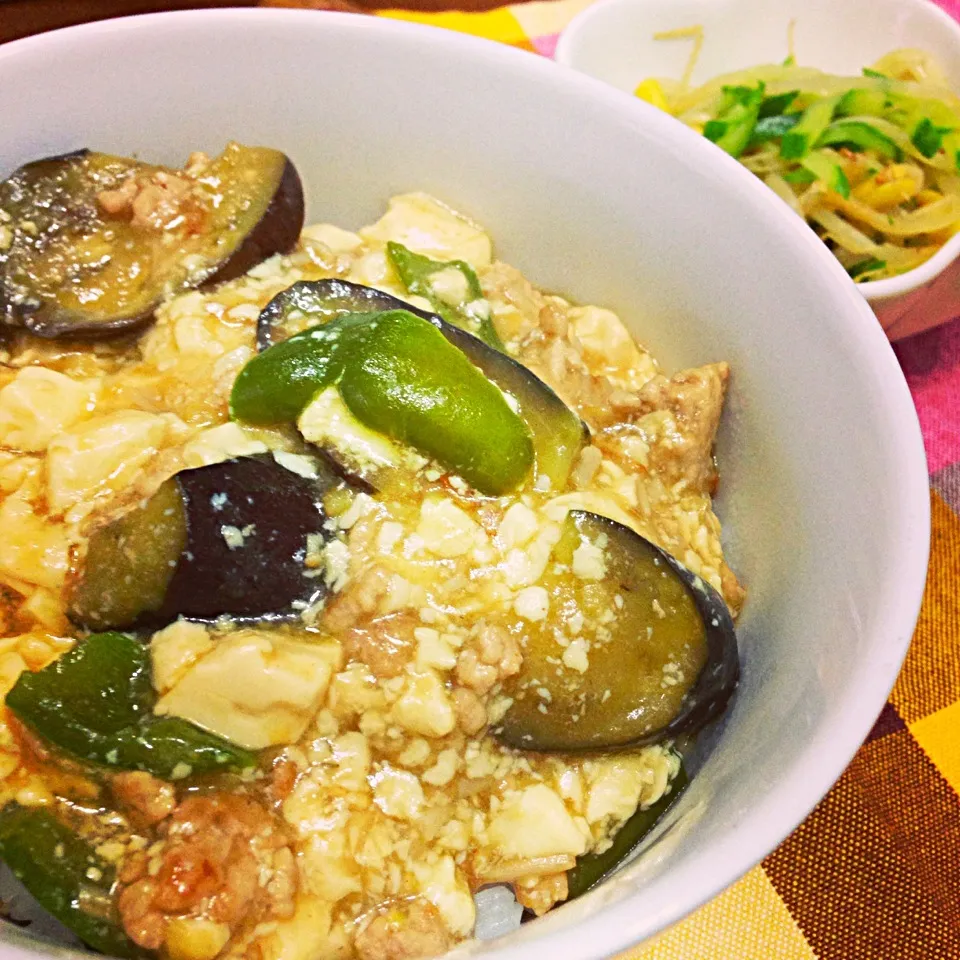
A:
110,772,177,827
622,362,729,494
117,793,297,953
354,898,453,960
342,612,416,679
514,872,569,916
454,623,521,696
322,565,391,633
452,688,487,736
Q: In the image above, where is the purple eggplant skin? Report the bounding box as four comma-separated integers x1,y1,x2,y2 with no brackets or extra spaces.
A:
256,279,436,351
205,157,303,287
67,454,343,630
0,146,304,340
157,454,326,621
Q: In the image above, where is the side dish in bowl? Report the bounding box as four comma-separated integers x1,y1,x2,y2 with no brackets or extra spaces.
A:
556,0,960,340
0,145,741,959
633,47,960,285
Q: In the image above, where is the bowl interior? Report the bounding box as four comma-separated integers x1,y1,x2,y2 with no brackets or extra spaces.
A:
0,11,930,960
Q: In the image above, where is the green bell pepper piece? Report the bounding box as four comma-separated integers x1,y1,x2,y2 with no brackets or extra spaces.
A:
232,309,534,496
566,760,689,900
817,119,903,160
386,241,503,351
6,632,256,779
0,805,143,957
230,313,373,424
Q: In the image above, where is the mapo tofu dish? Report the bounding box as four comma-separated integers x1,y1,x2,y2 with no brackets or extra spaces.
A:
0,144,743,960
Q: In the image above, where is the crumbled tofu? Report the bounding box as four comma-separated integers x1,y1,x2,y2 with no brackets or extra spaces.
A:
428,266,471,306
572,538,607,581
391,671,456,738
258,895,335,960
543,492,640,535
371,765,425,820
411,855,476,936
497,502,539,550
415,628,458,671
299,388,404,473
150,620,215,694
360,192,492,268
487,785,587,858
561,638,590,674
181,422,268,468
585,753,668,826
46,411,174,512
330,731,371,792
514,586,549,622
416,496,485,559
221,523,255,550
377,521,404,554
568,305,649,387
422,749,460,787
273,451,320,478
301,223,364,253
336,492,375,531
329,663,387,718
322,539,351,592
397,738,432,769
155,631,341,749
165,918,231,960
0,367,96,453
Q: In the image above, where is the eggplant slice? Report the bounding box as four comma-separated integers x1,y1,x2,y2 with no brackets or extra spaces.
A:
0,143,304,338
256,279,435,351
256,279,588,491
493,510,739,752
67,454,344,629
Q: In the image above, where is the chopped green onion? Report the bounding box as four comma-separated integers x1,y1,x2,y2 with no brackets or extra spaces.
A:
707,83,766,158
759,90,800,119
782,54,796,67
817,119,903,159
800,150,851,198
704,119,728,142
911,116,954,158
781,96,841,159
862,67,888,80
836,87,889,118
783,167,817,185
847,257,887,280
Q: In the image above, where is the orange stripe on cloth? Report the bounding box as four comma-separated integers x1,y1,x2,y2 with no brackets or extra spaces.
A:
764,725,960,959
890,490,960,724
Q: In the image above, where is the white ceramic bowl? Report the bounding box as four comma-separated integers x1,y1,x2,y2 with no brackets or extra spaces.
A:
0,10,930,959
556,0,960,341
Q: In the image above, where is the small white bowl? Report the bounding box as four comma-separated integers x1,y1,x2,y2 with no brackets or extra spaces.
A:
557,0,960,341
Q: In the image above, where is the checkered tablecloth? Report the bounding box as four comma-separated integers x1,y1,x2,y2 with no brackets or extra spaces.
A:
276,0,958,953
368,2,960,956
